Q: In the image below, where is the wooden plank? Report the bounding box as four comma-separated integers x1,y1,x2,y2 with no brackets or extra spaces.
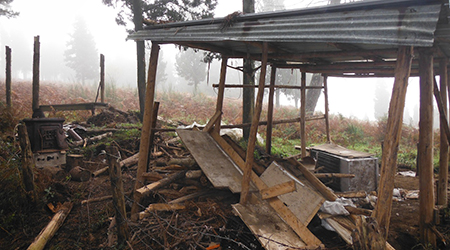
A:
203,110,222,133
300,71,306,158
260,162,324,225
310,143,374,158
288,158,338,201
323,75,331,142
260,180,296,200
232,193,307,250
210,133,322,246
372,46,413,240
266,66,276,154
177,130,254,193
213,57,228,134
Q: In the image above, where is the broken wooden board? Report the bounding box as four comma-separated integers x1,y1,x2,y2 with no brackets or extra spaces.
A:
232,193,306,250
260,161,325,225
177,129,255,193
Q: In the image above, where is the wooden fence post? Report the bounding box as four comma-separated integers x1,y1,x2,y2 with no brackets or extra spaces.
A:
106,146,129,246
18,124,37,203
100,54,105,103
5,46,11,108
32,36,40,111
438,58,448,207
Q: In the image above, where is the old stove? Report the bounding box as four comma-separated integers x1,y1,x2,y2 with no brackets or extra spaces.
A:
22,118,68,168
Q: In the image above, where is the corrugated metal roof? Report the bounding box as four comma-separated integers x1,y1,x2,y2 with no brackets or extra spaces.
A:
127,0,449,76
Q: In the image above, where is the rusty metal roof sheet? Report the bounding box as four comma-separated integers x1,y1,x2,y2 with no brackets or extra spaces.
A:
128,0,449,77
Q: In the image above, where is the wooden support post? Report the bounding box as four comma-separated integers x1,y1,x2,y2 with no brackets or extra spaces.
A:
18,124,37,203
5,46,11,108
32,36,40,111
241,42,268,204
433,78,450,148
323,75,331,142
213,57,228,134
266,65,276,154
131,43,160,221
372,46,413,242
438,58,449,207
100,54,105,103
418,47,436,247
106,146,129,245
300,71,307,157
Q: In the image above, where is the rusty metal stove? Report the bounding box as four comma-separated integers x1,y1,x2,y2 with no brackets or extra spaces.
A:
23,118,68,168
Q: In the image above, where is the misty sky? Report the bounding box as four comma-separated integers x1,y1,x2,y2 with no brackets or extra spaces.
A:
0,0,423,124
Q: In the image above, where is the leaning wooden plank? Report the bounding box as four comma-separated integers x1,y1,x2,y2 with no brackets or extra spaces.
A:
177,130,255,193
203,110,222,132
261,162,324,225
233,193,307,250
288,158,338,201
93,153,140,177
210,132,322,247
139,203,185,219
27,202,73,250
260,180,296,200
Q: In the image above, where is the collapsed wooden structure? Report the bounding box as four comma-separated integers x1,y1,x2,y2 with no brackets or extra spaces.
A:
128,0,450,248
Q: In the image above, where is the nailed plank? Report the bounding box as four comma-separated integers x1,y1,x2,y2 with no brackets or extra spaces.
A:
260,180,296,200
232,194,306,250
261,162,324,225
177,129,255,193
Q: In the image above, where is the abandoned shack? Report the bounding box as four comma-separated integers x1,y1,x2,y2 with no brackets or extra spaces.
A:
127,0,450,248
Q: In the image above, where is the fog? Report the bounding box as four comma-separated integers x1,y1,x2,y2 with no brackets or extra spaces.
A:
0,0,426,125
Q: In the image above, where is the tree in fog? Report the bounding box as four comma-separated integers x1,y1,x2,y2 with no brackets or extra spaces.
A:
102,0,217,117
374,81,390,120
175,49,207,96
64,17,98,84
0,0,18,18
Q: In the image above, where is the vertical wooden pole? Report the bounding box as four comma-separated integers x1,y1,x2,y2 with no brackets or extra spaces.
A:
300,71,306,158
106,146,129,246
240,42,268,204
18,124,37,203
131,43,160,221
32,36,40,111
323,75,331,142
147,101,160,163
438,58,449,207
100,54,105,103
418,48,436,247
372,46,413,241
213,56,228,134
266,65,276,155
5,46,11,108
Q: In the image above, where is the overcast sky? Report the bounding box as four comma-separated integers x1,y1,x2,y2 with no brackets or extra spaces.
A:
0,0,422,123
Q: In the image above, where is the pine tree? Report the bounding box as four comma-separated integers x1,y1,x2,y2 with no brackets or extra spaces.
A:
175,49,207,96
0,0,18,18
64,17,98,84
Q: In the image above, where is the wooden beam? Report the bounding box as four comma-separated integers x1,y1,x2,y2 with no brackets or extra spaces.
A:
204,110,222,133
372,46,413,241
437,58,449,207
266,66,276,155
433,78,450,147
39,102,108,112
417,47,436,247
241,42,268,204
300,71,306,158
18,124,37,203
213,57,228,134
32,36,40,111
324,75,331,142
260,180,296,200
212,83,323,89
131,42,160,221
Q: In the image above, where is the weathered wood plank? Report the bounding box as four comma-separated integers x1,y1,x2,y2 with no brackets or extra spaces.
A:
233,193,307,250
261,162,324,225
260,180,296,200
